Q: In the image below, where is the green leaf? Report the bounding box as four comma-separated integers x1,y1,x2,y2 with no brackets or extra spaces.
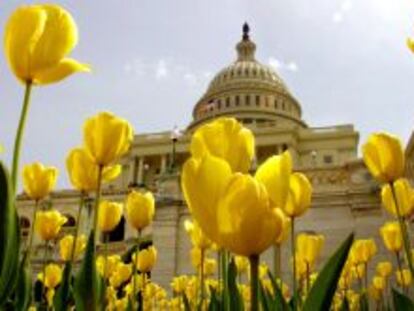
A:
54,262,73,311
183,293,191,311
73,231,102,311
339,297,349,311
302,233,354,311
259,282,273,311
392,288,414,309
0,162,20,306
227,258,243,311
15,256,32,311
359,292,369,311
208,287,220,311
267,271,290,311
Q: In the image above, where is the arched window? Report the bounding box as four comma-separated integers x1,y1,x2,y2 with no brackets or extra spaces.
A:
20,217,30,237
63,214,76,227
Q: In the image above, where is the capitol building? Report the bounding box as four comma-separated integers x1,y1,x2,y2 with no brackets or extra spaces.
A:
17,24,409,288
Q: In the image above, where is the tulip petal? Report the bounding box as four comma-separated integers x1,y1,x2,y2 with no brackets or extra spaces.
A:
34,58,90,85
102,164,122,182
181,155,232,243
30,4,79,74
407,38,414,54
4,6,47,81
255,151,292,208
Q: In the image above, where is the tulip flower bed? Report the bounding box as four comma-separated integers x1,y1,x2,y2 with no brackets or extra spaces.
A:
1,3,414,311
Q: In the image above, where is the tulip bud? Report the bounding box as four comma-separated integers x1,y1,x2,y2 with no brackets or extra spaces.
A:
235,256,249,274
96,255,121,279
372,276,386,291
83,112,134,166
35,210,67,241
296,233,325,268
4,4,90,85
135,246,157,273
125,190,155,231
190,117,255,173
380,222,403,253
349,239,377,264
66,147,121,192
274,211,290,245
381,179,414,217
203,258,217,276
22,162,58,200
37,263,62,289
59,234,87,261
98,200,123,233
376,261,393,278
282,172,312,218
109,262,132,288
362,132,404,183
396,269,412,287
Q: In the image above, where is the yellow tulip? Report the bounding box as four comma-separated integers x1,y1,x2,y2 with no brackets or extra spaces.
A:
125,190,155,231
22,162,58,200
183,153,285,256
255,151,292,208
296,233,325,267
216,173,284,256
66,147,121,192
372,276,386,291
259,263,269,278
376,261,392,278
59,234,87,261
396,269,412,287
349,239,377,264
368,285,381,301
171,275,188,294
274,210,291,244
135,246,157,272
98,200,123,233
282,172,312,218
181,155,232,243
4,4,89,85
380,222,403,252
184,219,212,250
46,288,55,307
37,263,62,288
96,255,121,278
381,178,414,217
109,262,132,288
190,247,202,269
407,37,414,54
83,112,134,166
203,258,217,276
190,117,255,173
35,210,67,241
362,132,404,183
293,254,307,280
235,256,249,274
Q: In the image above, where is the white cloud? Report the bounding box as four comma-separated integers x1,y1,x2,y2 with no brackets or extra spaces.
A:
155,59,168,79
268,57,298,72
332,0,353,24
124,58,146,76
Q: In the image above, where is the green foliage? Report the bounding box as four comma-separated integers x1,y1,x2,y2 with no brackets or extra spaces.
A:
302,233,354,311
73,231,103,311
0,162,20,306
54,262,73,311
267,271,290,311
392,288,414,310
228,258,244,311
15,256,32,311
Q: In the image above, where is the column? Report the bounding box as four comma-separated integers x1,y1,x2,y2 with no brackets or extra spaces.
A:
160,154,167,174
137,156,144,185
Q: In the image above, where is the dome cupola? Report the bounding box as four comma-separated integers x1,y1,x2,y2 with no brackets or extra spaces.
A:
188,23,306,130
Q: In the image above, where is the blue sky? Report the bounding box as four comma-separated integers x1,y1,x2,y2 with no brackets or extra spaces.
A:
1,0,414,188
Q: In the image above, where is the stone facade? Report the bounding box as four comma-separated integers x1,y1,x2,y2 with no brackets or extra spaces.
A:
17,24,403,289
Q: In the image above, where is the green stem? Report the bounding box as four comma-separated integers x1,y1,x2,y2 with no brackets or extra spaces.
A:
26,199,39,260
364,262,368,291
70,193,84,263
222,249,230,311
249,254,259,311
92,165,104,241
396,252,405,290
42,241,49,307
290,217,297,310
11,82,33,191
132,230,141,308
390,183,414,279
274,244,281,282
305,261,310,295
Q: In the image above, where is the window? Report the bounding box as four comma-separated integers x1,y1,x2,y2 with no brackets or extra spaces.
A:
246,95,250,106
274,99,278,109
282,102,285,110
225,97,230,107
234,96,239,107
107,217,125,242
255,95,260,106
323,155,333,164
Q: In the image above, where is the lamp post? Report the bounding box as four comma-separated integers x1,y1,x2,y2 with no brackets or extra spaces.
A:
169,125,181,173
